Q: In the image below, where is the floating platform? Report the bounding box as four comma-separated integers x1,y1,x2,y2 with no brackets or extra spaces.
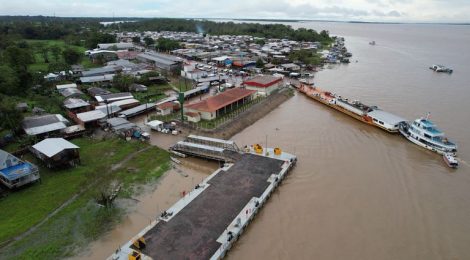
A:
109,147,296,260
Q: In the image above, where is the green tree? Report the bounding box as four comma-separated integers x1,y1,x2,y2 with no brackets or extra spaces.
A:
0,66,20,95
155,38,181,52
132,36,141,44
254,39,265,45
0,97,24,131
62,48,82,65
48,62,70,72
256,58,265,68
49,45,62,62
113,73,134,92
143,36,155,46
86,32,116,49
3,45,34,70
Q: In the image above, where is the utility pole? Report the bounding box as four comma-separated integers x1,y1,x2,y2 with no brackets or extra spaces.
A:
179,78,184,123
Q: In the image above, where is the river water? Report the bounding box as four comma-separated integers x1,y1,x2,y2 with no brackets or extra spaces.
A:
227,22,470,260
80,22,470,260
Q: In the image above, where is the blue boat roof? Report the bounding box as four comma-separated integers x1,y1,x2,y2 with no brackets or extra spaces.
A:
0,163,36,181
427,127,442,134
420,119,435,127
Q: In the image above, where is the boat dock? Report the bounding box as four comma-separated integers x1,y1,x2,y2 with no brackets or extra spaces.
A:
171,135,242,162
109,139,297,260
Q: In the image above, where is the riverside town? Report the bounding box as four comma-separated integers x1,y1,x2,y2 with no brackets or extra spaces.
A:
0,6,469,260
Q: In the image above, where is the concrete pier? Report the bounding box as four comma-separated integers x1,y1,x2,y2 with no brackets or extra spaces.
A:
110,147,296,260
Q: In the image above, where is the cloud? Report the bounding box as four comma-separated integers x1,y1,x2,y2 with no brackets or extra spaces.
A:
0,0,468,22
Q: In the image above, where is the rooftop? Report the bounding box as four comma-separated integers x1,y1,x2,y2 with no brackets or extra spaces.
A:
22,114,69,136
63,98,90,109
32,138,79,158
244,75,283,88
95,92,134,103
80,74,115,83
367,110,407,125
76,110,107,123
185,88,256,113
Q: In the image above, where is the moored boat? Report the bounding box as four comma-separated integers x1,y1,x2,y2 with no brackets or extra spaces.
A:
398,115,457,155
297,84,405,133
429,64,453,73
443,153,459,168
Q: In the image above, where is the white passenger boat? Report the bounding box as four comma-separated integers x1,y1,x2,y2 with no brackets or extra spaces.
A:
399,115,457,155
429,64,453,73
443,153,459,168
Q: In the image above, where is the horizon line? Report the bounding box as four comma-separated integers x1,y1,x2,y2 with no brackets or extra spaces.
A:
0,15,468,25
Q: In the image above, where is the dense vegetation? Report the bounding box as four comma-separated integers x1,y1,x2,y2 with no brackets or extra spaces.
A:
113,18,333,44
288,49,323,65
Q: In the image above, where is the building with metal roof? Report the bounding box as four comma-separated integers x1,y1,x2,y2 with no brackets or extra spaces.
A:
243,75,283,96
31,138,80,168
63,98,90,110
80,74,115,84
95,92,134,103
22,114,69,136
76,110,107,124
98,42,135,50
184,88,256,120
137,52,182,71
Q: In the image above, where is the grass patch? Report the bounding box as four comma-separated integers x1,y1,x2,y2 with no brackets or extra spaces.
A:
26,40,90,73
0,137,170,259
132,84,170,103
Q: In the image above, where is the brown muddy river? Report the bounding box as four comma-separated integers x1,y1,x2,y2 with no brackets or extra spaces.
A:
79,22,470,260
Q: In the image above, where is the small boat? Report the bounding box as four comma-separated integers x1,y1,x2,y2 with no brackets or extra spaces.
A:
429,64,453,73
399,114,457,155
369,41,376,45
443,153,459,168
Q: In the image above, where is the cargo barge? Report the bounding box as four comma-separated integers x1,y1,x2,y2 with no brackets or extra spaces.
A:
297,84,406,133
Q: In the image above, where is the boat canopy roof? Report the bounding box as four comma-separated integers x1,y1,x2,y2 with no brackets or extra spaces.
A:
418,119,435,127
367,110,407,125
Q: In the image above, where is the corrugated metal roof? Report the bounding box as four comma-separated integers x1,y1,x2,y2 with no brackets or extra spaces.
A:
32,138,79,158
23,114,69,136
64,98,90,109
56,83,77,90
367,110,407,125
80,74,115,83
77,110,107,122
185,88,256,113
187,135,234,145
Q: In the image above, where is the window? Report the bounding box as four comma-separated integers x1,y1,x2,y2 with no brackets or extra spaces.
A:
379,121,384,125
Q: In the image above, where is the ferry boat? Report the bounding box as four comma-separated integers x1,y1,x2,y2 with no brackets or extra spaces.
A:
443,153,459,168
297,84,406,133
429,64,453,73
398,116,457,155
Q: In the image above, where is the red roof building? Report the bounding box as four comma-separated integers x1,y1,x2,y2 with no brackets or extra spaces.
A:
243,75,283,96
185,88,256,120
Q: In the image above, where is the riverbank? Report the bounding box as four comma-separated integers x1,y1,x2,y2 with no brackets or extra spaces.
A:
0,137,170,259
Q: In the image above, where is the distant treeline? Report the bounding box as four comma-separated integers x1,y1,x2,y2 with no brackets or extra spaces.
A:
110,18,333,44
0,16,332,44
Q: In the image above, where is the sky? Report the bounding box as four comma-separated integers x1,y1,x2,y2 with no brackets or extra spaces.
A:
0,0,469,23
